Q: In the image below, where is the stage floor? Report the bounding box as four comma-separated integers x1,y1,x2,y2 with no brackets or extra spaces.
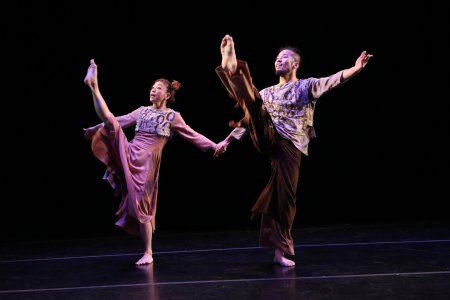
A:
1,220,450,299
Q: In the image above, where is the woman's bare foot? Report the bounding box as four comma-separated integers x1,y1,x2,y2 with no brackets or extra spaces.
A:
220,35,237,75
84,59,98,88
274,249,295,267
135,252,153,265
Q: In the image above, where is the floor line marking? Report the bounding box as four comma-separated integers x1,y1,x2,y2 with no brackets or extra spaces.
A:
1,239,449,264
1,270,450,294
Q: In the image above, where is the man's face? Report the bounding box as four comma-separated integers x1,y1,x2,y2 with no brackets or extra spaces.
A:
275,49,298,77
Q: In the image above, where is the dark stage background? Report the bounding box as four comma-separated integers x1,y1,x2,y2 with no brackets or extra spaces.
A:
2,2,448,239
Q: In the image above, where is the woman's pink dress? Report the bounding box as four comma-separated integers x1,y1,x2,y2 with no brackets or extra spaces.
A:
89,106,215,235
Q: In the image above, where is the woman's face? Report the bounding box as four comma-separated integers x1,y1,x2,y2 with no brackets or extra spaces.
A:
149,81,169,104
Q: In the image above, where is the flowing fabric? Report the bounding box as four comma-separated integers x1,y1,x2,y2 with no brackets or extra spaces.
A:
89,107,215,236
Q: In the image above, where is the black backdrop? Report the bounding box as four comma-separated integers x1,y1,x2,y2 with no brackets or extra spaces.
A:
2,2,449,239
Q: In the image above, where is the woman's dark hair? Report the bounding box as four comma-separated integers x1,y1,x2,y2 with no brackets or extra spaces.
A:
154,78,182,107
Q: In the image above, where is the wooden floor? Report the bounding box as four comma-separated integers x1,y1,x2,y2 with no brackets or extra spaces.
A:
1,220,450,300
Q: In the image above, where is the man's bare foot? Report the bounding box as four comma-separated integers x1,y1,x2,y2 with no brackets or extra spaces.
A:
274,249,295,267
84,59,98,88
220,35,237,75
135,252,154,265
